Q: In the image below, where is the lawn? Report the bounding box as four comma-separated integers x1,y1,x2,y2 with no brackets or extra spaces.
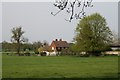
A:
2,54,118,78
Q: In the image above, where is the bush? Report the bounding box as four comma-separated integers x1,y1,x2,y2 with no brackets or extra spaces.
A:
34,50,39,54
114,49,120,51
79,54,90,57
24,53,30,56
40,52,47,56
104,54,118,56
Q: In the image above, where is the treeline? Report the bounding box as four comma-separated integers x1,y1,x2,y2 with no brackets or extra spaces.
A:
1,41,49,52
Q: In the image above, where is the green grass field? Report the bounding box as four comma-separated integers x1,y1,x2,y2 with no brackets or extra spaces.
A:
2,54,118,78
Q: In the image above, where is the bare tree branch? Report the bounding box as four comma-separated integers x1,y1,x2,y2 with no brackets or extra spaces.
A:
51,0,93,22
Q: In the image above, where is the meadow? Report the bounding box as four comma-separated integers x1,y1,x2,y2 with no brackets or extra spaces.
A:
2,54,118,79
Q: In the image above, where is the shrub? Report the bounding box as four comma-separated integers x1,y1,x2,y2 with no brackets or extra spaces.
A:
40,52,47,56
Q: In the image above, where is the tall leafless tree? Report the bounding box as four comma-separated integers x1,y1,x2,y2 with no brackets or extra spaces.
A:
11,26,28,54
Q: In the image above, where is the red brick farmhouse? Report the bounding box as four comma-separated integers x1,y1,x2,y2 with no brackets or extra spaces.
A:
50,39,69,52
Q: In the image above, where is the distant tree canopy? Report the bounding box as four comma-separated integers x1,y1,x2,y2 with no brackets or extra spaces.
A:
1,41,17,52
112,32,120,45
74,13,113,56
32,41,43,51
1,40,49,53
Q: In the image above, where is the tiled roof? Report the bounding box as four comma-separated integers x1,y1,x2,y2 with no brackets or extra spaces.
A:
53,40,69,48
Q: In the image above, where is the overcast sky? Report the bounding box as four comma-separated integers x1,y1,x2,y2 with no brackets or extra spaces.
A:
2,1,118,43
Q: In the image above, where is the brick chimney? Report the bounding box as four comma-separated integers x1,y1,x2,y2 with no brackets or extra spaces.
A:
59,39,62,41
55,39,58,41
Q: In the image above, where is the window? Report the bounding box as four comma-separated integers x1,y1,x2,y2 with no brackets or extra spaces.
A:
52,47,54,50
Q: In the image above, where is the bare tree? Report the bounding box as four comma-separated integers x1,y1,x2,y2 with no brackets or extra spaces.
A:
51,0,93,22
11,26,28,54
